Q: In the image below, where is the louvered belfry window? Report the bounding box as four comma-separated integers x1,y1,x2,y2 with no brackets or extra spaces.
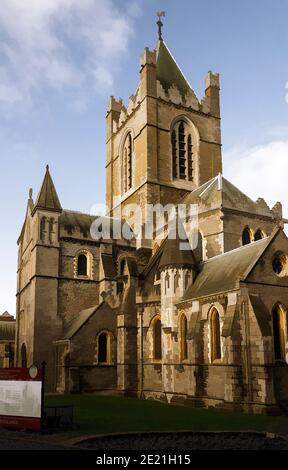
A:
122,133,133,193
171,120,193,181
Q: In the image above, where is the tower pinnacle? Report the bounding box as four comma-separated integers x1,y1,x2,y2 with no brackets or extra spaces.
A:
157,11,165,41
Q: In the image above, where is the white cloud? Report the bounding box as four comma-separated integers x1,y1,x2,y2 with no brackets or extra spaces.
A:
0,83,23,104
0,0,139,111
224,140,288,217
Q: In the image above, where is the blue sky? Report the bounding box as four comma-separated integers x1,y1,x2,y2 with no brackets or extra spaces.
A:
1,0,288,315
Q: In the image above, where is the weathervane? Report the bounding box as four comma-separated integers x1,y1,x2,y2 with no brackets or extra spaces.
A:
157,11,165,41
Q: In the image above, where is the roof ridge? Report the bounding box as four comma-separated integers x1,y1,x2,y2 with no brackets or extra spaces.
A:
201,236,271,265
198,175,218,197
62,209,97,217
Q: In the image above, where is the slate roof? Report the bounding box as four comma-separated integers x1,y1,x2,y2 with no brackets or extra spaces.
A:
183,174,273,216
181,231,278,301
33,165,62,213
156,40,192,98
60,211,134,240
62,304,101,340
60,210,97,234
159,236,197,269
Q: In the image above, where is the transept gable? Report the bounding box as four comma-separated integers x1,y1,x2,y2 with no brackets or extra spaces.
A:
246,228,288,287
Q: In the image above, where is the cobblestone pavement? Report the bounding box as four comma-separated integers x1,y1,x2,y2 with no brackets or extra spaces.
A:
77,431,288,451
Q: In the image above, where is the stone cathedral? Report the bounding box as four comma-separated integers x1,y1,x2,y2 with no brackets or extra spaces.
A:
15,25,288,414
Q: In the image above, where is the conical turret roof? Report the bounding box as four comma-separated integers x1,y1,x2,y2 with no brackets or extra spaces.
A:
33,165,62,213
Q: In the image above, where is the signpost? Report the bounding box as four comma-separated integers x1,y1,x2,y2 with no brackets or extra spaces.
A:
0,363,45,431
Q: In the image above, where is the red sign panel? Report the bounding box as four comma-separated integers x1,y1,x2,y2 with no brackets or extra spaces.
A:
0,366,43,431
0,415,41,431
0,367,42,381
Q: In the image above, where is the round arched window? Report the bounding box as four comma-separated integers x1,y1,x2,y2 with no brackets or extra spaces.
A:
77,254,88,276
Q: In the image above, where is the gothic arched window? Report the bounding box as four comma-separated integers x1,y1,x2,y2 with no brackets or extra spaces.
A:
153,317,162,360
171,120,193,182
209,308,221,362
174,271,180,293
180,314,188,361
242,227,253,245
122,133,133,194
254,229,264,241
273,304,286,362
165,272,170,293
49,217,54,243
40,217,46,242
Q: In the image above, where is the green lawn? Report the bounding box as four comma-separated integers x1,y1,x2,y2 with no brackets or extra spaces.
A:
45,394,288,436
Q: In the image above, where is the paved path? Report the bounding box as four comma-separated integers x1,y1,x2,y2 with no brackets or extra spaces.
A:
0,428,79,450
77,431,288,451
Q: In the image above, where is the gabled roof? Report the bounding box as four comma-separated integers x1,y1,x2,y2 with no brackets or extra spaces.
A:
33,165,62,213
156,40,192,98
183,174,274,217
62,304,101,340
181,230,279,301
0,310,15,321
0,311,15,322
159,236,197,269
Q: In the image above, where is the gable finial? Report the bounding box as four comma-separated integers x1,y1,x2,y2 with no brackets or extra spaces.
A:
157,11,165,41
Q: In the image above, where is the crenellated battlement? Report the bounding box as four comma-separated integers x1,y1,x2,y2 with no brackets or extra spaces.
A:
140,47,156,69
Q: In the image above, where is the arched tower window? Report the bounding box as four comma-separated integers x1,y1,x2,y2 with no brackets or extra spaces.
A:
40,217,46,242
171,120,193,182
272,304,286,362
152,317,162,360
242,227,253,245
174,271,180,292
254,229,264,241
49,217,54,243
97,331,112,364
77,254,88,276
122,133,133,194
180,314,188,361
209,308,221,362
165,272,170,293
21,343,27,368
